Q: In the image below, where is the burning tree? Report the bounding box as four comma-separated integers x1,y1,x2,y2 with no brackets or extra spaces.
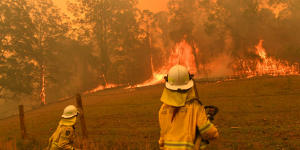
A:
29,0,69,104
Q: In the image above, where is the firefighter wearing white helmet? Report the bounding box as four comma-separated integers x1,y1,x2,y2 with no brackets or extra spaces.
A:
159,65,219,150
165,64,194,91
62,105,79,119
48,105,79,150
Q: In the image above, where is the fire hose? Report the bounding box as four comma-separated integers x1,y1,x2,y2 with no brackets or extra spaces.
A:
192,78,219,150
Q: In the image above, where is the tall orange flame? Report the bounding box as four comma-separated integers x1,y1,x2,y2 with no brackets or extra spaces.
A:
134,40,197,88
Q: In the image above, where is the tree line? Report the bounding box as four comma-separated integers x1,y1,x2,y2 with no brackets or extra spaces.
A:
0,0,299,103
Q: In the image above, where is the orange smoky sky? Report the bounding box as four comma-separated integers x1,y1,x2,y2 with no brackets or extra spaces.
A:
53,0,168,13
137,0,168,12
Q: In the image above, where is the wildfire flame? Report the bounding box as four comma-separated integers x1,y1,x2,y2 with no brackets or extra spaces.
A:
84,39,299,94
133,40,197,88
237,40,300,77
84,83,118,94
84,74,118,94
255,40,299,76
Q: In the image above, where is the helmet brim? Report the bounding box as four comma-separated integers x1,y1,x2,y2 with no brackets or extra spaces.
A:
165,80,194,90
61,114,74,119
61,111,79,119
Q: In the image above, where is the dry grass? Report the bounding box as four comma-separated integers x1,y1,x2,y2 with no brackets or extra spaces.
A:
0,140,17,150
0,137,155,150
0,76,300,150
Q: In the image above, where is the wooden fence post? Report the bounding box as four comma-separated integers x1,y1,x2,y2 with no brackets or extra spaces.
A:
76,94,88,139
18,105,27,139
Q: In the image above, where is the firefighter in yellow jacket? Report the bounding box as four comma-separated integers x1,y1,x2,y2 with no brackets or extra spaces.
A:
48,105,79,150
159,65,219,150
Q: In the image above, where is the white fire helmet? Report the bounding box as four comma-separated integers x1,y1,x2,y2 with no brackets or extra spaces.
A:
61,105,79,119
165,65,194,90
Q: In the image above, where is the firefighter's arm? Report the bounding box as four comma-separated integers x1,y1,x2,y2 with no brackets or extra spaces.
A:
47,136,53,150
59,126,75,150
196,106,219,141
158,137,164,150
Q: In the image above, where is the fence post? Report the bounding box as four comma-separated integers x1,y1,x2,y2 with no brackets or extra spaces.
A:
76,94,88,139
18,105,27,139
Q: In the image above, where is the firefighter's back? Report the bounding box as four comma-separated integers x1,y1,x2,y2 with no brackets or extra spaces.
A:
159,99,218,150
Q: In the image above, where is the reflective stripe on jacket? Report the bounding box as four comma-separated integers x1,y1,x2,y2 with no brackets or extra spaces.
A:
159,100,218,150
48,125,75,150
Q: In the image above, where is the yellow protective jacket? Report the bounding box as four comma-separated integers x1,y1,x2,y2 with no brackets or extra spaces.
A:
159,88,219,150
48,117,76,150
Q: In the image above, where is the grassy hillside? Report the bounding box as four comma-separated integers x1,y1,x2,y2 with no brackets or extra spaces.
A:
0,76,300,150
